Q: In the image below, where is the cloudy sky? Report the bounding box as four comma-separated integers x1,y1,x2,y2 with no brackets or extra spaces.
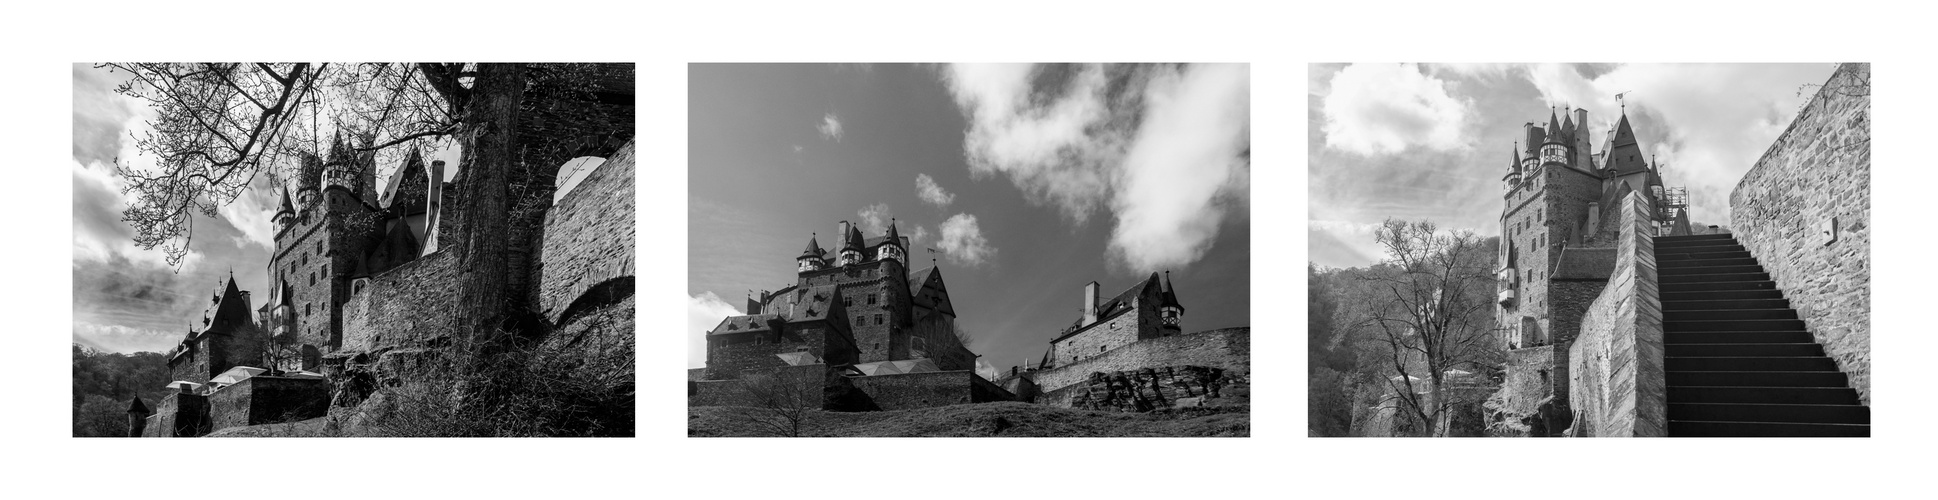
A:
689,64,1251,375
1308,63,1838,269
71,64,458,353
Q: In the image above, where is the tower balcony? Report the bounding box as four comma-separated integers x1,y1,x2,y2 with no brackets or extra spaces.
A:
1498,288,1517,308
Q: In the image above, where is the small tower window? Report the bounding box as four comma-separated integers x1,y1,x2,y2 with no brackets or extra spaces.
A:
310,273,317,286
867,293,877,305
874,314,883,325
844,296,853,307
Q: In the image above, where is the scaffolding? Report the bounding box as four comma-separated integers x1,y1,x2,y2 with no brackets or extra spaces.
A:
1656,186,1689,235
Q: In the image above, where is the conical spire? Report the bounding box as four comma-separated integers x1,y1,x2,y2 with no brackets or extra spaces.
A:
799,233,823,259
1610,113,1638,148
1561,107,1576,137
885,218,901,244
127,397,149,415
275,184,295,216
844,223,865,251
326,129,352,166
1160,270,1185,313
1544,108,1564,144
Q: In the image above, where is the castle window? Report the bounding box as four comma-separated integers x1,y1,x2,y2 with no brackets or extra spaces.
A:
874,314,883,325
310,272,317,286
855,316,863,327
867,293,876,305
844,296,853,307
302,253,308,265
305,303,312,316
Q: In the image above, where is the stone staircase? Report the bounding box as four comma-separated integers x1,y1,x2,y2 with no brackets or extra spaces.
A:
1656,233,1869,437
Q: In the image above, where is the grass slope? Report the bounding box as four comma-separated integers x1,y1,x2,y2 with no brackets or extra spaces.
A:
690,401,1248,437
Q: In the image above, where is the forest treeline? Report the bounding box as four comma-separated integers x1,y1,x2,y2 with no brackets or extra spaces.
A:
72,345,171,437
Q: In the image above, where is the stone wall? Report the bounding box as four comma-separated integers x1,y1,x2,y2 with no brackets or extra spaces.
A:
1064,365,1237,412
688,364,825,407
1029,327,1249,393
340,251,459,354
1728,63,1871,405
1051,300,1148,369
537,140,636,324
847,370,985,410
1567,192,1665,437
1487,345,1565,436
142,392,209,438
207,376,331,433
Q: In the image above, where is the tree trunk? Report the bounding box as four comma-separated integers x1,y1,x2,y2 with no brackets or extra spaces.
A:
452,63,524,356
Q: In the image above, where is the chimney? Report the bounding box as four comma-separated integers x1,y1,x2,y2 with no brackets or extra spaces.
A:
1082,281,1100,326
422,160,446,255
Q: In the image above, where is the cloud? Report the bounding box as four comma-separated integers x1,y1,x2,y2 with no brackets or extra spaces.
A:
910,225,930,247
1109,63,1250,272
856,202,893,235
936,213,995,266
941,63,1249,273
818,112,844,142
915,173,955,207
72,64,138,166
975,358,999,380
1320,63,1470,155
1519,63,1832,222
689,292,742,368
942,63,1118,222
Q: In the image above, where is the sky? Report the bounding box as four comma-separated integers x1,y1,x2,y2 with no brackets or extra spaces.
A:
688,64,1251,376
1307,63,1838,269
71,63,463,354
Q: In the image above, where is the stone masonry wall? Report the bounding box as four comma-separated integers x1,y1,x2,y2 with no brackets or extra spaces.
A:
207,376,331,433
1051,304,1144,368
538,140,636,324
142,392,209,438
1729,63,1871,405
340,251,459,354
1568,192,1665,437
1030,327,1249,394
847,371,982,410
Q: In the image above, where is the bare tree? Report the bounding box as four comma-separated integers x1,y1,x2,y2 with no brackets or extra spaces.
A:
729,368,824,437
1346,220,1500,437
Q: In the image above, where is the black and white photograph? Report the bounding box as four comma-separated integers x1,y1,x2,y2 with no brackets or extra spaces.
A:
1306,63,1870,437
71,63,636,437
687,63,1251,437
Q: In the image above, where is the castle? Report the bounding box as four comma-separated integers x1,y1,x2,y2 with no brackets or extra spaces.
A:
1488,104,1689,435
1485,64,1871,437
690,219,1249,413
700,219,975,380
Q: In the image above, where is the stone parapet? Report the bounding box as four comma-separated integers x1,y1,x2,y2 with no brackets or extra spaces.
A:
1568,192,1665,437
1028,327,1249,394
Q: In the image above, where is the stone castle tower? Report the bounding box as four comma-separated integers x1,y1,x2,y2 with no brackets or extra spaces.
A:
1493,104,1689,435
266,131,444,372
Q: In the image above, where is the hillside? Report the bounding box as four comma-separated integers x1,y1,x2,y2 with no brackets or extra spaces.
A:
689,401,1249,437
71,345,171,437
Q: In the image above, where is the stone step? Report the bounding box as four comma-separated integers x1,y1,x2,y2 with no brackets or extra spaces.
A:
1656,233,1737,243
1666,370,1845,387
1659,272,1770,284
1666,343,1825,357
1654,250,1753,261
1659,281,1780,293
1668,420,1869,437
1663,308,1797,322
1657,257,1761,269
1655,236,1739,248
1665,356,1840,372
1659,298,1790,311
1668,386,1861,405
1669,403,1869,425
1661,289,1785,301
1659,264,1766,276
1665,319,1805,332
1665,331,1817,344
1654,244,1747,256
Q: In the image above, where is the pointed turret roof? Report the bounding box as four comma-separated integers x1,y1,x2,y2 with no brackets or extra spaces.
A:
799,233,824,259
1561,108,1576,137
275,185,295,216
1610,112,1638,148
1160,271,1185,313
1544,108,1564,144
843,223,865,251
885,218,901,244
1505,143,1522,180
326,129,352,166
127,397,150,415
